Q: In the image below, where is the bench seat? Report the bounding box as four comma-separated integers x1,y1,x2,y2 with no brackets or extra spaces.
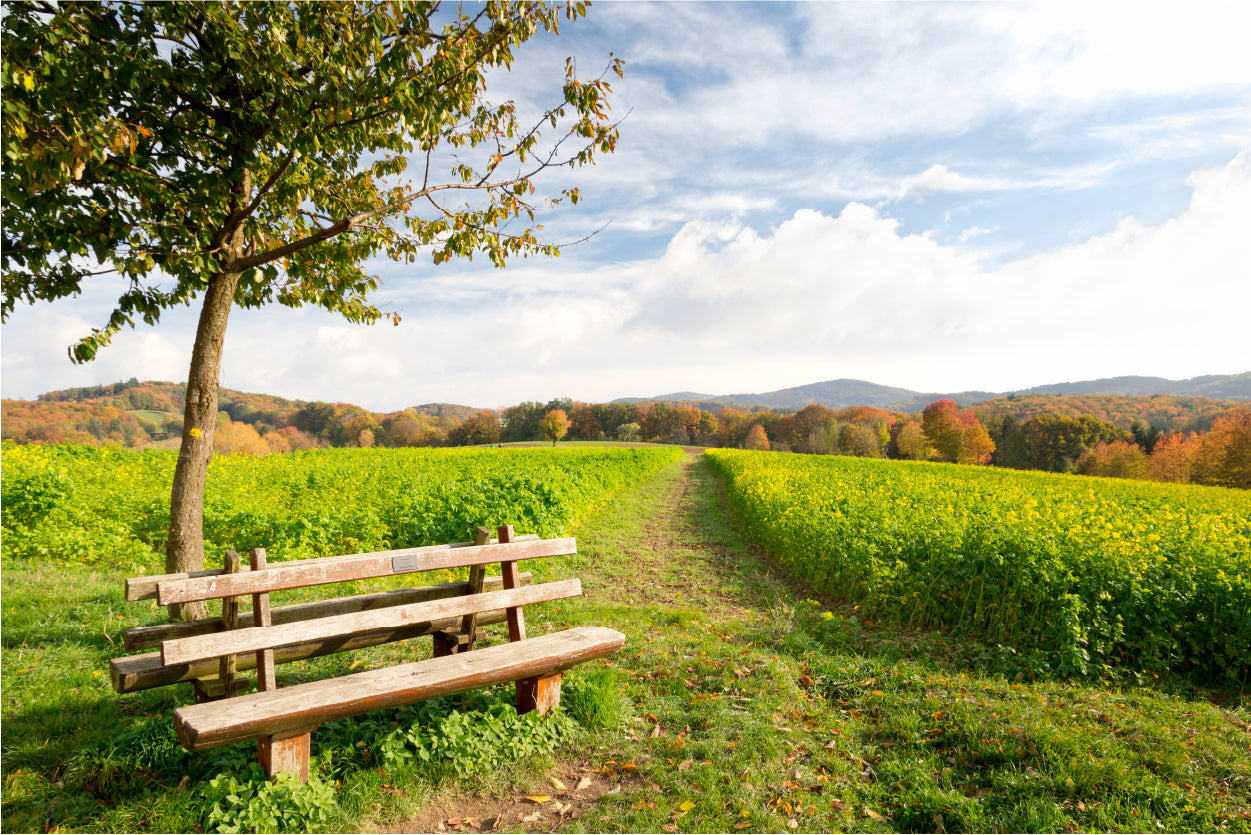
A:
175,625,625,751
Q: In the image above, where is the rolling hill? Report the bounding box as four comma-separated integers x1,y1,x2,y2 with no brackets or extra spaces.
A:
620,372,1251,412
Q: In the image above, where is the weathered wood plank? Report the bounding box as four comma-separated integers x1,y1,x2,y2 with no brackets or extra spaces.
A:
111,604,520,694
459,527,491,650
124,535,540,601
517,672,562,715
174,626,625,751
258,732,310,782
218,551,241,699
157,537,576,606
250,548,276,692
499,525,527,642
123,573,532,651
162,580,582,665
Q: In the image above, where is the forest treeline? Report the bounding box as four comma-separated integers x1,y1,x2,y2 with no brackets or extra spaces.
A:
3,379,1249,488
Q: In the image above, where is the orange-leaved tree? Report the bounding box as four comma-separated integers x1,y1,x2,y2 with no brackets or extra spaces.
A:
540,409,570,447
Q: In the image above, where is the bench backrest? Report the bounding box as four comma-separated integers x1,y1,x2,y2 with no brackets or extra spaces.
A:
111,526,576,696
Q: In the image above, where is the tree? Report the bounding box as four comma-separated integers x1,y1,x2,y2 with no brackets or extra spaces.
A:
447,410,501,447
1148,431,1202,484
998,413,1127,473
1077,440,1148,480
921,399,994,465
893,419,933,460
1192,410,1251,489
2,1,621,617
744,424,771,451
921,400,963,461
540,409,570,446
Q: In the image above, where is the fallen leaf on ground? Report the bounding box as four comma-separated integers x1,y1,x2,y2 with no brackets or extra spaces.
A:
549,776,568,792
524,794,551,804
576,777,593,791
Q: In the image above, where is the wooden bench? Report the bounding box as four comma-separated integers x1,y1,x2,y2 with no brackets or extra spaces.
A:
109,525,624,782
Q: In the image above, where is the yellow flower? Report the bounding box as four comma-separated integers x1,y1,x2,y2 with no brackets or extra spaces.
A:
189,427,201,438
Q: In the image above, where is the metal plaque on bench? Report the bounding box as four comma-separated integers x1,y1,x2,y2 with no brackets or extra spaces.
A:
391,554,421,573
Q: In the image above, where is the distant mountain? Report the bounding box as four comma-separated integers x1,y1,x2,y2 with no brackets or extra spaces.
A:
1016,373,1251,400
619,372,1251,413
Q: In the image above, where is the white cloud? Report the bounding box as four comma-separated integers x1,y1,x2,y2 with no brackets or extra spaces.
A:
899,164,984,198
1,307,189,400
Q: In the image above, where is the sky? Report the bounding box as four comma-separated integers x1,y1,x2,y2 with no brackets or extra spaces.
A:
3,1,1250,411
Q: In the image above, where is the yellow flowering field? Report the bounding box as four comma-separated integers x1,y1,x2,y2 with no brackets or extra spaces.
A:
706,449,1251,682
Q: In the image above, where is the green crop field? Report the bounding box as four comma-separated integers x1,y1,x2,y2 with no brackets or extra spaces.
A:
706,449,1251,683
0,442,683,575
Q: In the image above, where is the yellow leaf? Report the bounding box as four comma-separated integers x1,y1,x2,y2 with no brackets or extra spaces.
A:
548,776,568,792
524,795,550,804
679,801,695,812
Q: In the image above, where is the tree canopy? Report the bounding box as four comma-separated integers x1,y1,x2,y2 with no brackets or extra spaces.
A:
2,0,620,356
1,0,621,606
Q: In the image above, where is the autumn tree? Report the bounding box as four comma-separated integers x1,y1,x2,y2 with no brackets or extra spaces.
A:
744,423,771,451
2,1,621,616
921,399,995,465
447,411,501,447
540,408,570,446
893,419,933,460
1148,432,1203,484
1192,410,1251,489
1077,440,1148,480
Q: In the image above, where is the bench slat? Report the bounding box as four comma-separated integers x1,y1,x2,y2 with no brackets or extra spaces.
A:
125,535,540,601
124,573,532,651
174,626,625,751
157,537,576,606
111,605,518,694
161,580,582,665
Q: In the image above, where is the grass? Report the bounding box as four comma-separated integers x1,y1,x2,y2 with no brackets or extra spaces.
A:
2,451,1249,833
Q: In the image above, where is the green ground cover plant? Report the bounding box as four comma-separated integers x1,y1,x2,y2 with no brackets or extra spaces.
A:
706,449,1251,683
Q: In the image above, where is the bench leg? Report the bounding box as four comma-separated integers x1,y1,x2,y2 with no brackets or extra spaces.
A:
258,731,311,783
433,629,469,657
517,672,562,715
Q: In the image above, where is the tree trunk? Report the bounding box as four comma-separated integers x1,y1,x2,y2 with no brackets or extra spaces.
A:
165,268,242,621
165,166,253,621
